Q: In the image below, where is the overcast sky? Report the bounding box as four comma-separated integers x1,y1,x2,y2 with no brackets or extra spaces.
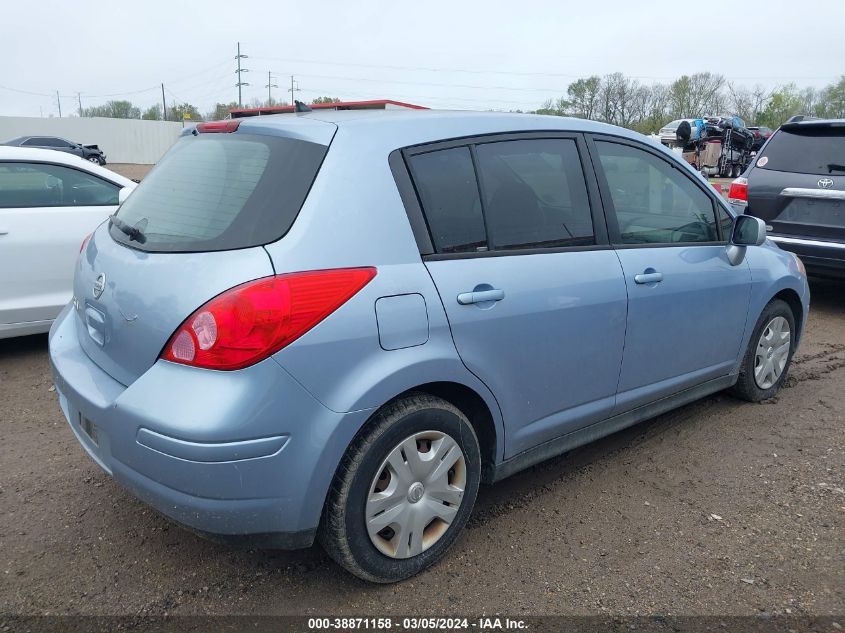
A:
2,0,843,118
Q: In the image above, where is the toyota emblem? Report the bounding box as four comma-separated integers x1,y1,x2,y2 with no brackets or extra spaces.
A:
818,178,834,189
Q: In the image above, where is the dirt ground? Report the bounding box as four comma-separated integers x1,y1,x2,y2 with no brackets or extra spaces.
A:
0,279,842,617
106,163,152,181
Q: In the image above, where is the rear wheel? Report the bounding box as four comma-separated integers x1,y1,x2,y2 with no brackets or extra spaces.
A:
730,299,796,401
318,394,481,583
87,156,100,164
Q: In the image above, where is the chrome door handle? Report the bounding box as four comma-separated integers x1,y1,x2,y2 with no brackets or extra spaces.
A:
457,289,505,305
634,272,663,284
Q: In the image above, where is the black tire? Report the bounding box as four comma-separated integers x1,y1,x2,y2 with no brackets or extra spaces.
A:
87,156,99,164
730,299,796,402
318,394,481,583
676,120,692,144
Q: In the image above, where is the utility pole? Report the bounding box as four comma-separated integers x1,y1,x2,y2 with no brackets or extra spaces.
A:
288,75,300,106
56,90,62,117
265,71,278,106
77,93,83,117
235,42,249,106
161,83,167,121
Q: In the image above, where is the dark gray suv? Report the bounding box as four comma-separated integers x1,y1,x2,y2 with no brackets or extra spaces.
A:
730,118,845,278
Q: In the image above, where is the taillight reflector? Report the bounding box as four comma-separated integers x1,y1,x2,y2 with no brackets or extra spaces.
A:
196,120,241,133
728,177,748,205
160,267,377,370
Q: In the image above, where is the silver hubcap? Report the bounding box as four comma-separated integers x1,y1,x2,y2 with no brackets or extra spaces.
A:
754,316,791,389
366,431,466,559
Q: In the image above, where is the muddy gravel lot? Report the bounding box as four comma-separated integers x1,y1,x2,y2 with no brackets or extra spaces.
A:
1,280,843,618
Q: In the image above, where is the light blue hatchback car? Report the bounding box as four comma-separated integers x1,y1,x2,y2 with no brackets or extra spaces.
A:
50,110,809,582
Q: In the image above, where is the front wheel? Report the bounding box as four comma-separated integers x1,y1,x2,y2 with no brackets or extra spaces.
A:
318,394,481,583
730,299,796,401
87,156,100,164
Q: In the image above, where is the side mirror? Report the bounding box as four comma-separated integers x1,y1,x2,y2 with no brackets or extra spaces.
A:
732,215,766,246
725,214,766,266
118,187,132,205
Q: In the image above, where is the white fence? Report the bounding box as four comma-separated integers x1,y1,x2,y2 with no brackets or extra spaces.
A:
0,116,184,164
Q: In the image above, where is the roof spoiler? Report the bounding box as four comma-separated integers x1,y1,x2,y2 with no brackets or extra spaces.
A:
781,117,845,132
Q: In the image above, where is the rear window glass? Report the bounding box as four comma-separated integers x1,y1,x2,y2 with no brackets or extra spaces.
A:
110,133,327,252
758,128,845,175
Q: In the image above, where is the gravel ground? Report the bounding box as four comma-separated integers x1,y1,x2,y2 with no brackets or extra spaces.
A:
106,163,152,181
0,279,842,617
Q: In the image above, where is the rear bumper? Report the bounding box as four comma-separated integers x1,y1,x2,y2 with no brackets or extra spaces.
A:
49,304,372,547
769,235,845,279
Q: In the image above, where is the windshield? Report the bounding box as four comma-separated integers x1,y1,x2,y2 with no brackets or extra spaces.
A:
758,127,845,175
110,133,328,252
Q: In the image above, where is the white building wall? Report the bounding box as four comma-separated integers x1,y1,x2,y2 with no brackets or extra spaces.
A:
0,116,184,164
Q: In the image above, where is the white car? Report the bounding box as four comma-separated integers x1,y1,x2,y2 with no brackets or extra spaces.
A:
0,147,136,338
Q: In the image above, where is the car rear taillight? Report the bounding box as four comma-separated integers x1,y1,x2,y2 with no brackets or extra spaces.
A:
79,233,92,253
196,120,241,133
728,177,748,205
160,267,377,370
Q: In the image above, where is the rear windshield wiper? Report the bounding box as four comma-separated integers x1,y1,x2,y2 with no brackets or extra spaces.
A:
827,164,845,173
109,214,147,243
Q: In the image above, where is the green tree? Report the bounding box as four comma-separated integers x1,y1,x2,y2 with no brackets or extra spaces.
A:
81,100,141,119
566,76,601,120
311,96,341,104
141,104,162,120
167,103,203,122
817,76,845,118
534,97,569,117
757,84,804,128
207,101,240,120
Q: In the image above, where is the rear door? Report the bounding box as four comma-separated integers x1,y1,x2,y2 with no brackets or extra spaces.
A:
746,123,845,245
0,161,121,325
403,133,627,458
588,136,751,413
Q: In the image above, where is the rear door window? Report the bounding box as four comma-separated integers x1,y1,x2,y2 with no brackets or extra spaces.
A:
407,147,486,253
757,127,845,174
110,133,328,252
474,138,594,249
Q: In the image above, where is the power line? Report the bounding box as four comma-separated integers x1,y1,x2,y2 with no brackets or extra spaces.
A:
293,72,569,93
254,54,841,82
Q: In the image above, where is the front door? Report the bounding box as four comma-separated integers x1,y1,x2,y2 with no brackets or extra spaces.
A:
589,137,752,413
405,134,627,458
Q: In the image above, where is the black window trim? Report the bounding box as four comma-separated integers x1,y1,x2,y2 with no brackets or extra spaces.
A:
391,130,611,260
584,133,731,248
0,159,125,209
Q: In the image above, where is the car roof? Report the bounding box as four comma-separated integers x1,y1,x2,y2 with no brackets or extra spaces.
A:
780,118,845,132
0,146,134,187
236,108,651,150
